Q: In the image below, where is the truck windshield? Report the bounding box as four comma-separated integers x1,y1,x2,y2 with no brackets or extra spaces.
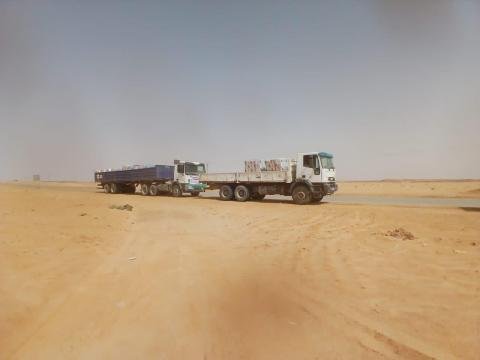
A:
185,163,206,175
320,156,335,170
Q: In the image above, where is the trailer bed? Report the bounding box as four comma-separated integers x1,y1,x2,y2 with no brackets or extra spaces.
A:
95,165,174,184
200,171,290,184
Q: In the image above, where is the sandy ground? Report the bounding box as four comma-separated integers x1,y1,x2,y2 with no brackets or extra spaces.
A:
0,182,479,359
338,180,480,198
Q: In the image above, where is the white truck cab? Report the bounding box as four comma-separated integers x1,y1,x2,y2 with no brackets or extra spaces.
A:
297,152,336,184
174,160,207,195
292,152,337,203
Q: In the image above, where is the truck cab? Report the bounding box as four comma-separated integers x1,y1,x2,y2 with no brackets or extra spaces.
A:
295,152,338,198
174,160,208,195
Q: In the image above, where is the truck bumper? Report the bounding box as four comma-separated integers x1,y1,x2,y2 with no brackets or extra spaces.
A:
322,182,338,195
311,182,337,196
183,183,207,192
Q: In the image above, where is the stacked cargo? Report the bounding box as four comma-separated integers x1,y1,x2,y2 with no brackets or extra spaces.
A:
265,159,290,171
244,160,263,172
244,159,291,172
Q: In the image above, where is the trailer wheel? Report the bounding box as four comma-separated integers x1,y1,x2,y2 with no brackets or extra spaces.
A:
219,185,234,200
141,183,149,196
149,184,158,196
104,184,111,194
110,183,118,194
292,185,312,205
172,184,182,197
234,185,250,202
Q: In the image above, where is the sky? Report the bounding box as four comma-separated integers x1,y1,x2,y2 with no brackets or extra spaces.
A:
0,0,479,181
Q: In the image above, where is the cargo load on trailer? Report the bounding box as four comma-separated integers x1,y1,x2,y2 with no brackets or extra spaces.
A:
244,159,291,172
95,160,207,197
200,152,337,204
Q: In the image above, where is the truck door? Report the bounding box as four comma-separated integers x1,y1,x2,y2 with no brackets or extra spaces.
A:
302,154,322,183
301,154,315,180
175,164,185,182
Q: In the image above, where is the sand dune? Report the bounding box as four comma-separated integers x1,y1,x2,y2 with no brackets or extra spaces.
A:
1,182,479,359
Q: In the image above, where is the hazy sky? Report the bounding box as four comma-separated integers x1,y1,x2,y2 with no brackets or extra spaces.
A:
1,0,479,180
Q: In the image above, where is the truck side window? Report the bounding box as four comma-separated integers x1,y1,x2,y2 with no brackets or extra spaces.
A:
303,155,314,168
177,164,185,173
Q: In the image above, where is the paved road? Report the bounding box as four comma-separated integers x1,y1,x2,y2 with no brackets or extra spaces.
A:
200,191,480,208
324,194,480,208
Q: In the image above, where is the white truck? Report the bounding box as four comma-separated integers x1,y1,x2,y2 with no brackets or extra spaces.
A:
200,152,337,204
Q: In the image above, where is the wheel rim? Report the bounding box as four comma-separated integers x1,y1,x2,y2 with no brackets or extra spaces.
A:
297,191,306,200
238,189,246,198
221,188,231,198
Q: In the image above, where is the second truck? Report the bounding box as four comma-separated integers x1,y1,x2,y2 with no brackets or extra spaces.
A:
95,160,207,196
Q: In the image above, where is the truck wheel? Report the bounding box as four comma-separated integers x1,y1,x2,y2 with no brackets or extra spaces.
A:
172,184,182,197
219,185,233,200
141,183,149,196
311,195,323,203
104,184,111,194
127,185,136,194
234,185,250,202
292,185,312,205
149,184,158,196
191,192,200,197
110,183,118,194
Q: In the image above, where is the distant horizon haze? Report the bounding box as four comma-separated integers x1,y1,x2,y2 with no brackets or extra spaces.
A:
1,0,479,181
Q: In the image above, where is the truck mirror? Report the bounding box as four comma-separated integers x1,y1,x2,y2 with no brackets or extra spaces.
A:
314,168,320,175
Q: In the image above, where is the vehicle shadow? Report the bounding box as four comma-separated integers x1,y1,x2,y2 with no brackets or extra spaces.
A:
194,195,328,206
460,207,480,212
94,190,328,206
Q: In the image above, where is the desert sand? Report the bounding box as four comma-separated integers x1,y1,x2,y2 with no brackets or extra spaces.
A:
1,181,479,359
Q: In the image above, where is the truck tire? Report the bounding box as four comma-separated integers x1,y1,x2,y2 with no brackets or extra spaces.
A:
219,185,234,200
141,183,149,196
110,183,118,194
172,184,182,197
292,185,312,205
311,195,323,203
149,184,158,196
234,185,250,202
104,183,111,194
126,184,136,194
191,192,200,197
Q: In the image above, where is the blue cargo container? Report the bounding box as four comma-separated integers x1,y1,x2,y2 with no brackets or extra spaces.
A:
95,165,174,184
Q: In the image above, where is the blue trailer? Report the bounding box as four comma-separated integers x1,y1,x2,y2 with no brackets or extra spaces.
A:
95,161,207,197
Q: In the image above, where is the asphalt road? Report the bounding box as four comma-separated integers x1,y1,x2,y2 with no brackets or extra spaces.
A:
200,191,480,208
